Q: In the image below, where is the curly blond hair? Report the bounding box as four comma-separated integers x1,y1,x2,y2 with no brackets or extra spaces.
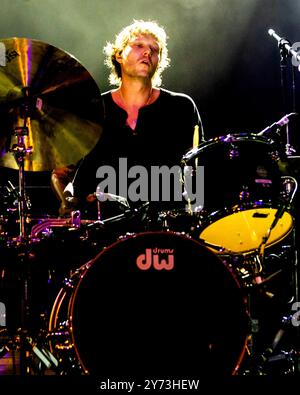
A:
103,20,170,87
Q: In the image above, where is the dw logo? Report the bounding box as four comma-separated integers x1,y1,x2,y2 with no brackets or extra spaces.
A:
0,302,6,327
136,248,174,270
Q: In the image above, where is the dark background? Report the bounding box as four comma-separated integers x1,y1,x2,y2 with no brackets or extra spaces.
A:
0,1,299,377
0,1,299,136
0,0,300,216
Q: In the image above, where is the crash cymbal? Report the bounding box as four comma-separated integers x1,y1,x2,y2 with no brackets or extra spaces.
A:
0,37,103,171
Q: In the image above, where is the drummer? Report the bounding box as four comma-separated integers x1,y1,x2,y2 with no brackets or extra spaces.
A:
52,19,204,218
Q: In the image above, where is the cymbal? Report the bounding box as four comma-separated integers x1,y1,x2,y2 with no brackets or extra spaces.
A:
0,37,103,171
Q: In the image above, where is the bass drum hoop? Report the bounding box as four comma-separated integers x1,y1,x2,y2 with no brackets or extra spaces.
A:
49,231,249,376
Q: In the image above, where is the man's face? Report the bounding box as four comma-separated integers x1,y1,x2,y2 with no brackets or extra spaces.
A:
117,34,160,81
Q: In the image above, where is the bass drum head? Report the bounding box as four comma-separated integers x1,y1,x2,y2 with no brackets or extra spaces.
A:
70,231,249,377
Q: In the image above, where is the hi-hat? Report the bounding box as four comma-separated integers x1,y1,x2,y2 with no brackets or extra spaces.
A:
0,37,103,171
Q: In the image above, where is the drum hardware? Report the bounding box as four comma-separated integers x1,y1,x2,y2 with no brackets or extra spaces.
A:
10,126,32,240
153,210,172,231
181,164,202,214
153,208,195,233
4,180,25,209
29,214,97,239
236,254,264,289
240,231,299,375
229,143,240,159
289,221,300,375
257,112,297,139
0,37,104,375
183,133,299,376
2,90,76,374
3,90,35,374
239,185,250,202
14,333,59,374
0,332,59,375
256,175,297,268
0,246,45,374
197,236,227,253
47,269,90,375
219,250,285,292
94,190,131,223
266,37,300,370
48,231,250,376
247,304,300,375
236,178,297,369
192,148,297,374
181,133,294,255
0,328,11,358
256,201,289,269
182,138,298,375
100,201,150,228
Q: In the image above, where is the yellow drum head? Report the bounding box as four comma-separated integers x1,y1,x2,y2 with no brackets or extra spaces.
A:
199,208,293,254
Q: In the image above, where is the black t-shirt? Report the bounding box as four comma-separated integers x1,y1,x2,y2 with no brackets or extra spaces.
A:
73,88,203,218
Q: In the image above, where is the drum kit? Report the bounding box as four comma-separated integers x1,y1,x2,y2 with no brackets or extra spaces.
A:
0,37,299,378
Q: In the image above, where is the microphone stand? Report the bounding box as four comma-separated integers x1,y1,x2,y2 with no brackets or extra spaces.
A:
241,176,297,373
8,88,34,375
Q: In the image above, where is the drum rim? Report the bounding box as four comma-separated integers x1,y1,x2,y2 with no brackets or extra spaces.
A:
181,132,278,164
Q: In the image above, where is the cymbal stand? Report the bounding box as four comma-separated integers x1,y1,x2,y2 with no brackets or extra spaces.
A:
9,87,33,240
9,94,59,375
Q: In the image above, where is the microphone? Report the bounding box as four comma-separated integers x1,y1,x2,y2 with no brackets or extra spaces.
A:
257,113,297,136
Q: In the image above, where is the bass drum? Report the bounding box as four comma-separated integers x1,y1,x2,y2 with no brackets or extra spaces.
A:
49,231,249,377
